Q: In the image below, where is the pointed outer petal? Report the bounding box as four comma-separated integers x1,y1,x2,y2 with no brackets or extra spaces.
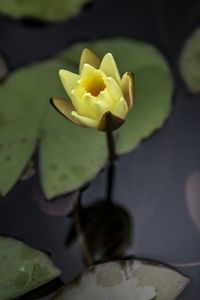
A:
112,97,128,119
59,69,80,98
50,97,81,126
121,72,134,109
71,111,98,128
104,76,123,104
100,53,121,83
98,111,125,132
79,48,101,73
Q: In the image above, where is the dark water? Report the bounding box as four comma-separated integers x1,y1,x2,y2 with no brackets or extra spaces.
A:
0,0,200,299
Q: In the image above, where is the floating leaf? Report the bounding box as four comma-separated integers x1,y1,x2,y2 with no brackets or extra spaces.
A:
40,106,106,198
179,27,200,93
0,62,52,196
0,120,37,196
53,259,189,300
117,66,172,153
0,0,92,22
0,236,61,300
0,38,173,199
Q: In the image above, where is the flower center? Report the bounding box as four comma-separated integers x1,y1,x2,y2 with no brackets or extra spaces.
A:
82,73,106,97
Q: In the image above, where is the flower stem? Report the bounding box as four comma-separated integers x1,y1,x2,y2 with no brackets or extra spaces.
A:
106,130,117,161
106,161,115,202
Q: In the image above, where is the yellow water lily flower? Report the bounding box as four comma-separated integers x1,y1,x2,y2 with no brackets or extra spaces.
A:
51,48,134,131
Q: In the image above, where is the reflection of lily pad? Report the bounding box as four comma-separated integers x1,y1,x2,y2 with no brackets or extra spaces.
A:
53,259,189,300
0,236,61,300
0,39,173,199
0,0,92,22
179,28,200,93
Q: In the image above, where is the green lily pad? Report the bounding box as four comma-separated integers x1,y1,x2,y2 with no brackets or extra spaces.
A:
0,236,61,300
0,38,173,199
40,106,105,199
52,259,189,300
0,62,59,196
0,0,92,22
179,27,200,93
117,66,172,153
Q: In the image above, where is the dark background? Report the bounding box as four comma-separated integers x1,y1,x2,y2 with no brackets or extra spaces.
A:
0,0,200,299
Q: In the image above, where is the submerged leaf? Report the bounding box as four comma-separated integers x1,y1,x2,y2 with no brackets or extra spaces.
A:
0,0,92,22
186,171,200,232
0,38,173,199
0,55,8,81
35,189,80,216
179,28,200,93
53,259,189,300
0,236,61,300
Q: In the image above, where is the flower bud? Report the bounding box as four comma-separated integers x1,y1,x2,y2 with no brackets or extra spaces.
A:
51,48,134,131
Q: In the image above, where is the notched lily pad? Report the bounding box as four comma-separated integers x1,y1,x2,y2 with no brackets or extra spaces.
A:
0,236,61,300
179,27,200,93
0,38,173,199
0,0,92,22
53,258,189,300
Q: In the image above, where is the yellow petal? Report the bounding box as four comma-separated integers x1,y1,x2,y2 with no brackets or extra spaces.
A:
98,111,125,132
121,72,134,109
95,99,110,115
71,89,99,119
80,63,97,78
71,86,88,115
82,94,102,119
112,97,128,119
79,48,100,73
104,77,123,104
59,69,80,98
50,97,82,126
100,53,121,83
96,89,113,106
71,111,98,128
